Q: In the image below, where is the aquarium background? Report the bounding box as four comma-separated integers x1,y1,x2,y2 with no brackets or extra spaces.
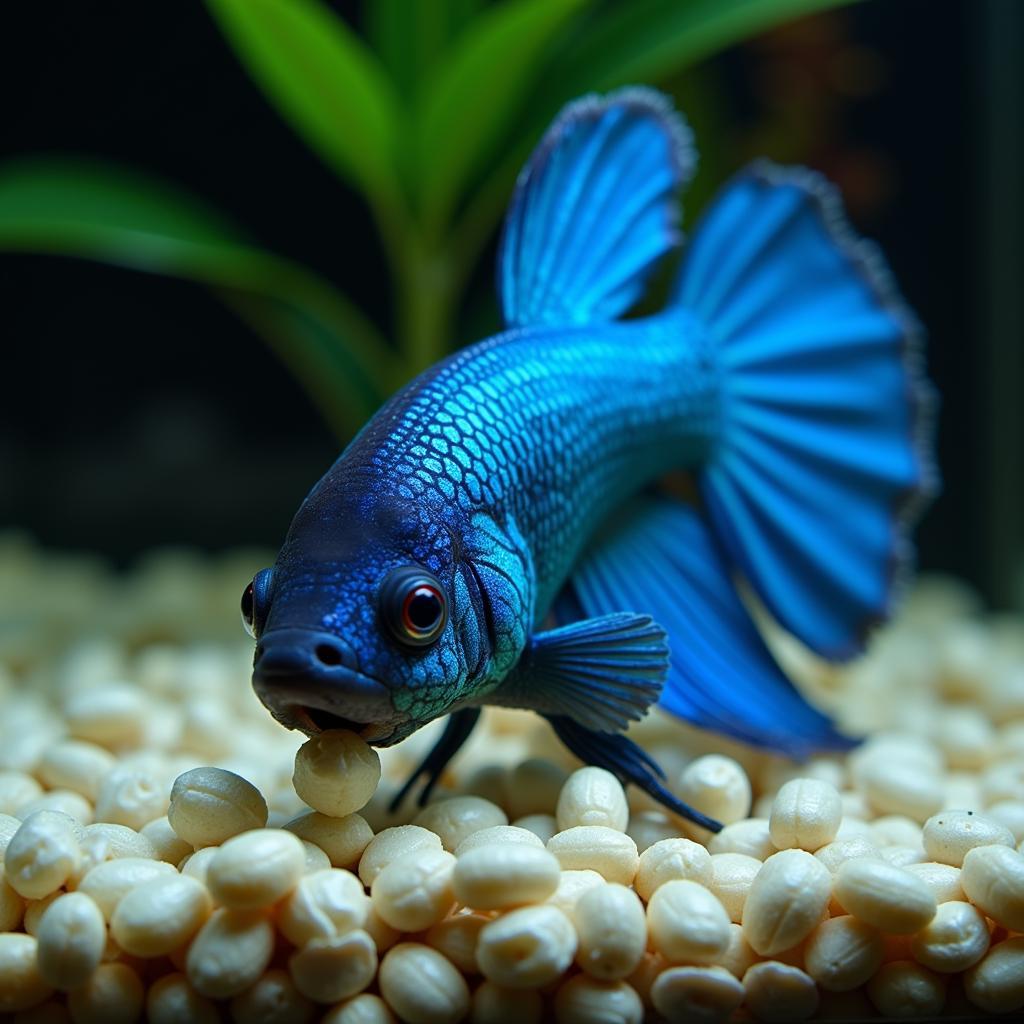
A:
1,0,1022,608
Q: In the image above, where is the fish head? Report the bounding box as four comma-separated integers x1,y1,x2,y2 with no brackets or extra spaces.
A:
244,486,507,745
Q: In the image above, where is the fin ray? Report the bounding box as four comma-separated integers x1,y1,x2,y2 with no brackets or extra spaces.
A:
679,160,936,659
499,87,694,327
570,498,855,755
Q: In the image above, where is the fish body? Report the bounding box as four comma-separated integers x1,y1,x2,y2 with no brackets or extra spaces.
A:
247,89,935,822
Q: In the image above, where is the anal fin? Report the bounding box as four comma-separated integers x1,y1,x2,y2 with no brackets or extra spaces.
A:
570,497,856,756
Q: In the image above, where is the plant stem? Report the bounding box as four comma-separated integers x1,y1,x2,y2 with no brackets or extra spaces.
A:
397,231,457,380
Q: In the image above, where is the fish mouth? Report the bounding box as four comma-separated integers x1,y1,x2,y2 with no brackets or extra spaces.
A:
252,627,400,743
282,704,395,743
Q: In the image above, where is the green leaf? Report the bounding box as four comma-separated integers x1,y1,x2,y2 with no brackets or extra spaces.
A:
0,158,397,437
451,0,857,279
411,0,589,236
552,0,858,99
364,0,484,100
206,0,403,221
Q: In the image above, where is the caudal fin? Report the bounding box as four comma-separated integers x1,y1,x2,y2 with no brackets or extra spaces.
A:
678,161,937,660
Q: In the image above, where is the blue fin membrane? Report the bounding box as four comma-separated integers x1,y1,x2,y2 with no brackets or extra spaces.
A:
677,162,937,660
498,87,694,328
493,612,669,732
568,498,856,756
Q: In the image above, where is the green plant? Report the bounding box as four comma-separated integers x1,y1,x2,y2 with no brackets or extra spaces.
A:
0,0,854,439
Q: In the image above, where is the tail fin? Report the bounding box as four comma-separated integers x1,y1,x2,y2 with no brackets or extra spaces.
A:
678,161,937,661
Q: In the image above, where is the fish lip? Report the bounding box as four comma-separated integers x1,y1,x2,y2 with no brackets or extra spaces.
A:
276,704,394,743
252,627,398,738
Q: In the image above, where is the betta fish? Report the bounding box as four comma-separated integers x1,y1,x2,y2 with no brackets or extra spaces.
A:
244,88,935,830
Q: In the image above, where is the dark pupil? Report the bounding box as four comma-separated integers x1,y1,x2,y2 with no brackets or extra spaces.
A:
241,583,254,623
407,588,441,631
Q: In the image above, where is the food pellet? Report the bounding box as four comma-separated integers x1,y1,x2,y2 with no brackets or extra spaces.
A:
64,687,147,749
109,873,211,957
803,915,884,992
476,904,576,988
553,974,643,1024
206,828,305,908
866,960,947,1018
544,868,605,916
452,843,560,910
922,808,1014,865
627,810,682,852
185,907,275,999
708,852,760,922
769,778,843,851
547,826,638,885
138,816,192,865
676,755,752,828
506,758,569,821
742,849,832,956
0,870,24,932
963,936,1024,1014
4,810,82,900
167,767,268,848
904,860,964,903
471,980,543,1024
370,847,456,931
36,741,116,802
707,817,774,860
322,992,397,1024
358,825,444,887
413,797,508,852
572,882,646,980
453,824,544,856
229,968,313,1023
0,772,43,816
959,842,1024,930
860,760,945,823
145,972,219,1024
743,961,820,1022
647,879,731,964
279,867,369,946
293,731,381,818
77,857,178,921
908,899,989,973
378,942,470,1024
66,961,144,1024
556,766,629,832
0,932,53,1013
813,835,880,873
423,910,490,974
833,857,937,934
35,891,106,990
634,837,712,902
512,813,558,844
17,789,92,826
285,810,374,869
288,929,378,1003
649,965,744,1024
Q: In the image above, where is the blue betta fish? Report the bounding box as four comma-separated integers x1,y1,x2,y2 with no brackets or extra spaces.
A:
245,89,935,830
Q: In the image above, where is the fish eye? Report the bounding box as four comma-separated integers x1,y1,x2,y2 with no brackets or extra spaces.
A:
382,566,448,647
241,568,273,639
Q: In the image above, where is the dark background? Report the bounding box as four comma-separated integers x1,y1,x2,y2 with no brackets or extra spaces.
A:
2,2,1021,604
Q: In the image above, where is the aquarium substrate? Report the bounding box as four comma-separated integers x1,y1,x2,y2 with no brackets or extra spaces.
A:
0,538,1023,1022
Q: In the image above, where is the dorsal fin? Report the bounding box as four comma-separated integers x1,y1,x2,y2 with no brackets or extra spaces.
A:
498,87,695,328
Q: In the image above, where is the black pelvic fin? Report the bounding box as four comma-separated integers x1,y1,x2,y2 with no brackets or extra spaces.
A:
547,714,723,833
389,707,482,812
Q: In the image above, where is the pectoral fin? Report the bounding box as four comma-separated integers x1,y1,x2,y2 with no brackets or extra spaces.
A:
491,612,668,732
